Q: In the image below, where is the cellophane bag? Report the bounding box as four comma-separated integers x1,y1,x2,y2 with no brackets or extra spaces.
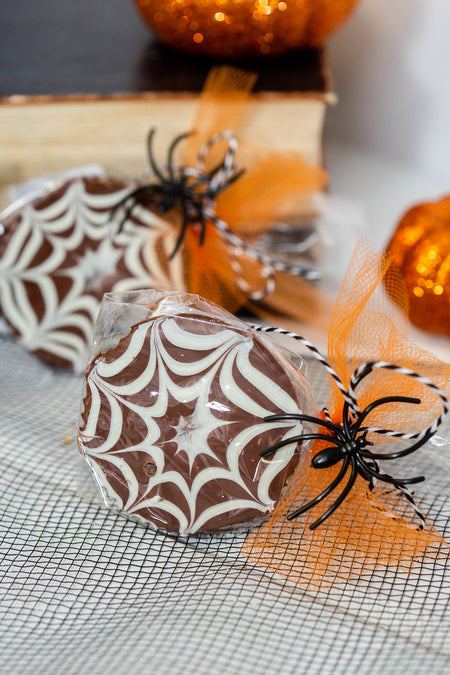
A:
77,289,318,536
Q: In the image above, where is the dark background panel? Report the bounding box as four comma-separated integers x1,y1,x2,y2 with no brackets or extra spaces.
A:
0,0,326,97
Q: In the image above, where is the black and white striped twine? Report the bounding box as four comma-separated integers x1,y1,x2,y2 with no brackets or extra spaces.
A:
251,323,448,528
115,130,321,302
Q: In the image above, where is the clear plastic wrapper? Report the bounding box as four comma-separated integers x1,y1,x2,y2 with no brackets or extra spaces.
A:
78,290,317,536
0,172,181,372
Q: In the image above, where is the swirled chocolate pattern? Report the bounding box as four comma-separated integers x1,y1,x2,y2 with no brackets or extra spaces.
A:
79,314,305,534
0,176,183,370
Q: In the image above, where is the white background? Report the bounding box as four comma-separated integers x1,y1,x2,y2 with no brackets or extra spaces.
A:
319,0,450,359
326,0,450,183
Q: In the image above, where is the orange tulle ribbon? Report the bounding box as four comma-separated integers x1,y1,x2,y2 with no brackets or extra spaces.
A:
241,241,450,590
114,66,331,334
183,67,328,325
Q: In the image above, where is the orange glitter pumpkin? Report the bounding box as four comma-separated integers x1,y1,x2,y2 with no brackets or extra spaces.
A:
386,196,450,338
134,0,361,59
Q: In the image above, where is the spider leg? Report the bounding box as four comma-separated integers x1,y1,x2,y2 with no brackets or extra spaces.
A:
147,129,168,183
356,457,426,527
355,455,379,484
364,430,433,461
112,198,143,234
264,413,347,443
167,132,190,182
110,203,128,231
110,195,129,221
198,209,207,247
356,455,424,486
260,434,342,458
308,456,359,530
170,206,190,260
360,456,379,491
110,186,147,221
110,186,161,233
352,395,421,436
350,362,374,391
111,185,161,213
116,201,137,235
207,168,245,197
191,158,233,187
192,167,245,199
287,456,350,522
188,166,223,191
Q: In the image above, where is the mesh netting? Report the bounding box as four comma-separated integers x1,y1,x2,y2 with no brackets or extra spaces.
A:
2,332,450,674
243,242,450,590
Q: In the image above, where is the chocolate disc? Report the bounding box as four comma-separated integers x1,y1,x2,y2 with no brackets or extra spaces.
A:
0,176,181,369
78,312,306,535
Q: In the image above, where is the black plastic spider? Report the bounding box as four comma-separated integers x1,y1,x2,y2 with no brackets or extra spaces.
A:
261,364,428,530
111,128,244,259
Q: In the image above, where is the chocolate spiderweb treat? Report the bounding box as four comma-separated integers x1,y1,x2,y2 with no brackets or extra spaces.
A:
0,176,182,370
79,310,309,534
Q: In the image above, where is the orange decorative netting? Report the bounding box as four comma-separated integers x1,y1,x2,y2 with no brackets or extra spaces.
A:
179,66,329,324
242,241,450,590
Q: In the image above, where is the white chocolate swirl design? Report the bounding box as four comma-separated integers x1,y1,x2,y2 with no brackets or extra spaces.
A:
0,177,183,370
79,314,305,535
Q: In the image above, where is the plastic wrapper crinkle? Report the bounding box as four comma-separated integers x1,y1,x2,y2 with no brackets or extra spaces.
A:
77,290,317,536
